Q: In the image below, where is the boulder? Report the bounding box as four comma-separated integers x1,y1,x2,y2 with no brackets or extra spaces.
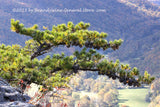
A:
0,77,34,107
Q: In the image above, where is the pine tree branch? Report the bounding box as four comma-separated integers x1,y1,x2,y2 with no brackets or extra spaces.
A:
31,42,53,60
78,68,98,71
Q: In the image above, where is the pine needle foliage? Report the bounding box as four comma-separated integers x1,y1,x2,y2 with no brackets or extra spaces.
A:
1,19,154,90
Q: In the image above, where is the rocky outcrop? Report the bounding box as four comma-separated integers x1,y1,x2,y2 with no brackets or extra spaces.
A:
0,77,34,107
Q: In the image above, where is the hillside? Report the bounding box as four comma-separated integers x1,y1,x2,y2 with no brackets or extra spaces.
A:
148,0,160,5
119,0,160,17
0,0,160,75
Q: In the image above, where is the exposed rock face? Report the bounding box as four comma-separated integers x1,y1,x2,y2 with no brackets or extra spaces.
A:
0,77,34,107
24,83,42,98
24,83,53,106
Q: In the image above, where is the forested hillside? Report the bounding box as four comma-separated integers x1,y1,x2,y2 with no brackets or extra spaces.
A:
148,0,160,5
0,0,160,75
119,0,160,17
146,78,160,107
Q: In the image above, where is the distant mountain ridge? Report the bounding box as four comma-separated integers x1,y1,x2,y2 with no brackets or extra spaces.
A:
118,0,160,17
0,0,160,76
148,0,160,5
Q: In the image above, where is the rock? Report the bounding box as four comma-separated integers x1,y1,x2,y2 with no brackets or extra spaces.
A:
24,83,42,98
0,101,34,107
0,77,34,107
0,77,10,86
24,83,55,106
0,92,4,102
0,86,15,93
4,91,23,101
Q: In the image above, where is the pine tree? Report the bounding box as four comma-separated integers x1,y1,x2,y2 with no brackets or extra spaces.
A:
2,19,154,90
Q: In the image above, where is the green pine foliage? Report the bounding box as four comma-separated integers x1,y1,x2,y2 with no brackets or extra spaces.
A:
0,43,70,89
0,19,155,90
11,19,123,51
